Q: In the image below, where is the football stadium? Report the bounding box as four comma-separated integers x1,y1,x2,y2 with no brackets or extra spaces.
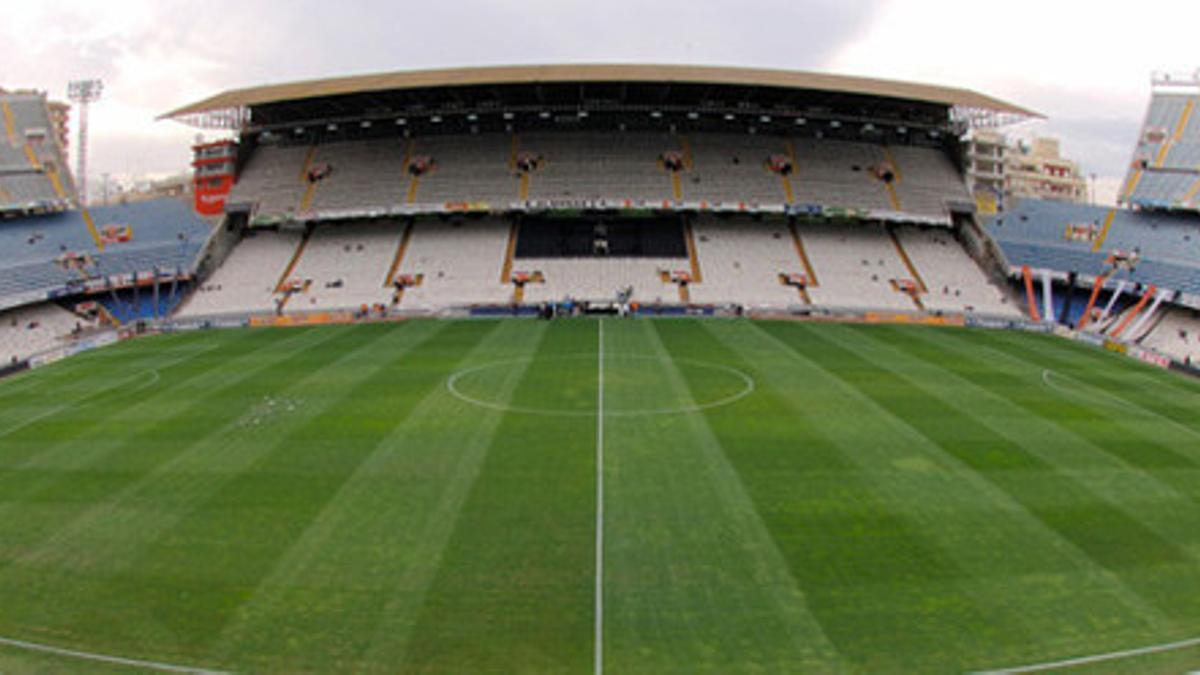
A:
1,60,1200,674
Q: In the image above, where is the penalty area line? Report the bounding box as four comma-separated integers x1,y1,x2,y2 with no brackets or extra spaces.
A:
0,635,228,674
975,635,1200,673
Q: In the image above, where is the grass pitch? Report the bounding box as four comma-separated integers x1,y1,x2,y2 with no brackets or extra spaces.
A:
1,318,1200,673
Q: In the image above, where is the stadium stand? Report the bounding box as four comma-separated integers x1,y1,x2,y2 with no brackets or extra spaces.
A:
284,220,407,311
170,209,1021,317
790,138,892,213
227,143,315,218
986,198,1200,298
1140,306,1200,364
0,199,211,310
224,134,972,223
522,258,682,305
309,137,413,212
801,222,920,311
0,302,93,363
176,228,302,317
154,66,1049,323
688,217,808,307
894,227,1017,316
1,92,75,213
685,133,789,205
1122,80,1200,210
393,218,512,309
507,131,676,204
409,133,519,206
100,286,188,324
886,145,972,217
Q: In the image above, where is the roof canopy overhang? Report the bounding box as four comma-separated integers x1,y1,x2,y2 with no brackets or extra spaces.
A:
163,64,1039,132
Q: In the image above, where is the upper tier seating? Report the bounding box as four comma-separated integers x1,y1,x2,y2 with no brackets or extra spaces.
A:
229,133,968,222
309,138,412,212
790,138,892,212
411,134,518,206
1,93,75,211
1127,171,1199,210
1124,92,1200,209
887,145,972,216
685,133,790,205
523,131,674,203
227,144,314,218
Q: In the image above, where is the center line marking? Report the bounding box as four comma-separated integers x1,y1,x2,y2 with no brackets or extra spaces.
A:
594,318,605,675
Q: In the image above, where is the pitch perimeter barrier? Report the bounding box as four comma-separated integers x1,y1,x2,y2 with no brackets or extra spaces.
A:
0,359,29,381
964,315,1186,375
248,312,356,328
1170,360,1200,378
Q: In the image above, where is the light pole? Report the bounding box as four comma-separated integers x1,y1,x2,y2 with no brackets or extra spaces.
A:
67,79,103,207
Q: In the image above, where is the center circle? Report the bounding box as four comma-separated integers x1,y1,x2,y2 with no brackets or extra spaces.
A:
446,354,755,416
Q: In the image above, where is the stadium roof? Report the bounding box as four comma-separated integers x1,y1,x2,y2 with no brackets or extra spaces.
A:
162,63,1039,125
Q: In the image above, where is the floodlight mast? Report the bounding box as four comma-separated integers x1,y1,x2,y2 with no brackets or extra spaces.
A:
67,79,103,207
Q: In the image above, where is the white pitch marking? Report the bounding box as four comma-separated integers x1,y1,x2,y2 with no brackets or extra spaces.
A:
445,354,755,417
594,319,605,675
0,635,227,674
0,368,161,441
1042,368,1200,441
975,635,1200,673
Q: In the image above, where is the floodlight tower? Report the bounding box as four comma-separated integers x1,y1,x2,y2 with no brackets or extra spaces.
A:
67,79,103,207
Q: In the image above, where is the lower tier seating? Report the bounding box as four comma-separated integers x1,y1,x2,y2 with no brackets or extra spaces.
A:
0,303,94,364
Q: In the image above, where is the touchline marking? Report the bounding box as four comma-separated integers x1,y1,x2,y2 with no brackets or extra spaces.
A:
1042,368,1200,440
0,368,161,441
594,319,605,675
974,635,1200,673
0,635,228,674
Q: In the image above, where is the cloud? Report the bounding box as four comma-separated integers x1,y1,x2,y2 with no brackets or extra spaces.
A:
827,0,1200,204
11,0,1180,208
3,0,886,197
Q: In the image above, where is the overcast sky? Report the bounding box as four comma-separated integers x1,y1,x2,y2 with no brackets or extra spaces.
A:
3,0,1198,205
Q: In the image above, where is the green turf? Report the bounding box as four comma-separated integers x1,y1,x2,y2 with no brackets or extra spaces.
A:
1,318,1199,673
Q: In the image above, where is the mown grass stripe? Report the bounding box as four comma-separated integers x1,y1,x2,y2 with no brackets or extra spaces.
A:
208,321,548,671
399,319,596,673
628,319,847,672
99,321,489,662
976,328,1200,441
745,320,1191,667
353,320,549,669
0,325,415,664
13,323,433,573
3,319,1199,672
700,320,1060,670
784,323,1200,635
0,327,337,519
